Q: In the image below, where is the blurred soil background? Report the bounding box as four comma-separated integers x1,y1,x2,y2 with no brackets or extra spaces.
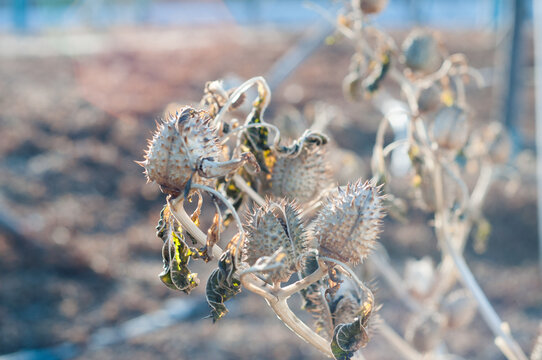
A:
0,9,541,360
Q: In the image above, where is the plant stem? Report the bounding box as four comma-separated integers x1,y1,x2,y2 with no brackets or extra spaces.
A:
279,261,328,298
232,174,266,207
376,319,423,360
268,299,333,357
169,196,334,358
432,162,527,360
169,197,223,259
368,253,423,313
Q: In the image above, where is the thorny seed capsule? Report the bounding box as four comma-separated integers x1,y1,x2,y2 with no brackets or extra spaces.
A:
270,143,332,203
312,180,385,265
431,105,469,151
139,106,256,196
353,0,389,15
243,199,308,284
402,30,441,73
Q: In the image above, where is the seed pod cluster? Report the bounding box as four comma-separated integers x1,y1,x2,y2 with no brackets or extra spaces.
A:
270,143,332,203
242,199,308,283
312,180,385,265
402,30,441,73
139,106,221,195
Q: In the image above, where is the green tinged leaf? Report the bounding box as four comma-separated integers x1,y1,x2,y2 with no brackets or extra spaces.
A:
156,204,200,294
331,318,369,360
364,50,391,93
206,250,242,322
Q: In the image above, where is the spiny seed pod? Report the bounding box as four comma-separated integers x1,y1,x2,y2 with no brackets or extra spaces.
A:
417,84,441,113
402,30,441,73
271,143,332,203
243,199,308,284
440,289,477,329
431,105,469,151
139,106,256,195
405,313,446,353
312,180,385,265
353,0,389,15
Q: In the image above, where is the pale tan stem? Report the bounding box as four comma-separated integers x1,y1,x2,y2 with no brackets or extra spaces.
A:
279,261,328,299
376,319,423,360
268,299,333,357
214,76,271,130
232,174,266,207
368,253,423,313
170,196,333,357
432,163,528,360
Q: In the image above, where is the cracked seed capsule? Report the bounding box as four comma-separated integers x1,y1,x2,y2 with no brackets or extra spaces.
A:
270,144,332,203
243,199,308,284
312,180,385,265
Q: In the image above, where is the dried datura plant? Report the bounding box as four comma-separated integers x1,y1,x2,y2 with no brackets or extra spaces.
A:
319,0,528,359
138,76,390,359
136,1,531,359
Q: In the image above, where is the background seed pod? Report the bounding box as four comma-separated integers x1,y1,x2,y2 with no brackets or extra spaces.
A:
440,289,477,329
416,166,459,212
468,122,512,164
139,106,220,195
402,30,442,73
417,84,441,113
405,313,446,353
270,143,332,203
353,0,389,15
404,256,435,299
431,105,469,151
312,180,385,265
242,199,308,283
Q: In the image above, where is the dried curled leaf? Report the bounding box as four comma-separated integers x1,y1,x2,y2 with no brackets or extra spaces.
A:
299,253,334,337
206,250,242,322
156,205,200,294
198,213,221,262
363,50,391,94
330,298,373,360
300,253,324,312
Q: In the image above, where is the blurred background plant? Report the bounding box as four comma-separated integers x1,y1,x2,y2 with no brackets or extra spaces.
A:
0,0,540,359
